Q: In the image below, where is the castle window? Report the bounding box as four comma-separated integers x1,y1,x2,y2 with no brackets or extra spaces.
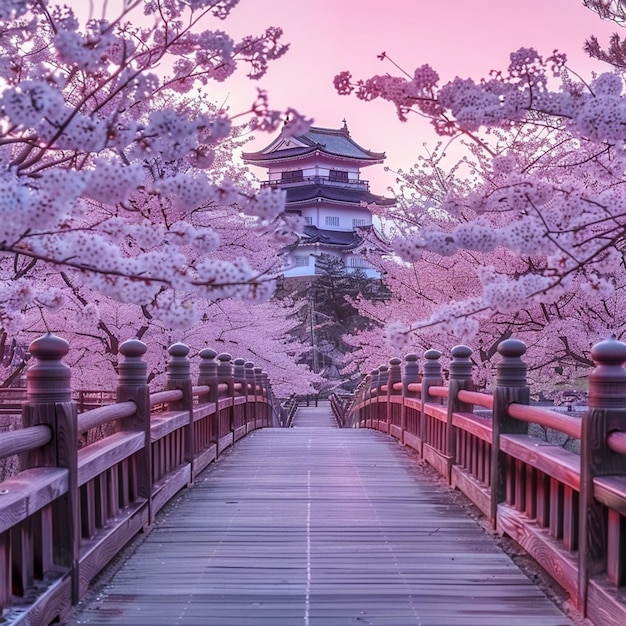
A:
325,216,340,227
294,255,309,267
305,216,313,224
348,256,371,268
329,169,349,182
281,169,304,182
352,218,367,227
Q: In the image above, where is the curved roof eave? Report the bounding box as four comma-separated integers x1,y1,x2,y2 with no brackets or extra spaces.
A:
242,148,384,166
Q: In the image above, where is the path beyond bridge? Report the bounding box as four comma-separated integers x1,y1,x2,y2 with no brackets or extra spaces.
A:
65,402,570,626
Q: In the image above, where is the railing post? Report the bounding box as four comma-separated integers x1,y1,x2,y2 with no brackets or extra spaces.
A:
368,369,378,428
243,361,256,430
254,366,263,426
262,371,273,426
401,354,419,445
376,365,387,430
446,345,474,482
387,358,402,438
23,333,79,602
233,358,246,396
117,339,152,520
421,349,442,454
217,353,234,449
198,348,218,451
490,338,529,528
233,358,246,435
578,336,626,614
167,343,193,480
354,378,367,427
198,348,218,405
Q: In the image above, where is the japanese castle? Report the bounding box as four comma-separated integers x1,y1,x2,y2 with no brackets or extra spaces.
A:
242,122,394,278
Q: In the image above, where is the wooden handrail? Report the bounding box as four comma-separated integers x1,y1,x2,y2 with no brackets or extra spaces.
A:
608,430,626,456
457,389,494,409
507,402,582,439
150,389,184,407
427,385,448,398
0,424,51,461
192,385,210,397
77,400,137,433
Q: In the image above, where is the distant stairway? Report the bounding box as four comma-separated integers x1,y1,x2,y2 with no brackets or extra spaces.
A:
291,400,337,428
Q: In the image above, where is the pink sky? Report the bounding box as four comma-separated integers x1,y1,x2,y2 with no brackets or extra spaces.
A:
75,1,619,192
221,0,618,191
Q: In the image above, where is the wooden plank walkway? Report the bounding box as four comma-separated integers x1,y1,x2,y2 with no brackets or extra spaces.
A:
64,403,571,625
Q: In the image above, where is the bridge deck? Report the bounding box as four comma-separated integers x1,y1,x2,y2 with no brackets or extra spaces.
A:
65,403,571,625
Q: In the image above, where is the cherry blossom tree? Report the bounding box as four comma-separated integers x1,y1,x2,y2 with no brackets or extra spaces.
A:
0,0,312,338
0,0,324,396
334,6,626,368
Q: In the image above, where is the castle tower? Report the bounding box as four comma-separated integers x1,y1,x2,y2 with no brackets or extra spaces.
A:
242,122,394,278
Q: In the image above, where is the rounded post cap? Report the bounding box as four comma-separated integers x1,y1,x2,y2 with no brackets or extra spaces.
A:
424,349,442,360
497,338,526,358
589,335,626,408
29,332,69,360
168,342,190,358
120,338,147,358
27,333,71,403
451,345,473,359
590,335,626,365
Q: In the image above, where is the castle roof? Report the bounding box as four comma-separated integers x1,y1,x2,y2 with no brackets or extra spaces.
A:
242,124,386,165
295,224,389,252
284,182,394,207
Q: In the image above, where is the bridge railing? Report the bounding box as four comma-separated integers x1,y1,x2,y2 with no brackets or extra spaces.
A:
0,333,278,626
345,338,626,626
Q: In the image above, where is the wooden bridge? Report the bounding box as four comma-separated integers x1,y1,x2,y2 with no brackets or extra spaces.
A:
62,403,568,625
2,334,626,625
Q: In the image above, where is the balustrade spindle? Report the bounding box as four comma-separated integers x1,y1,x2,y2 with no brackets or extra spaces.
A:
579,336,626,613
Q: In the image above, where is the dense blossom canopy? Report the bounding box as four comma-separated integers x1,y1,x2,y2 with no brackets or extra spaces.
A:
335,29,626,359
0,0,314,334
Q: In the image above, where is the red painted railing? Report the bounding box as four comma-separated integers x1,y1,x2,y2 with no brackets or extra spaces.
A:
343,338,626,626
0,335,280,626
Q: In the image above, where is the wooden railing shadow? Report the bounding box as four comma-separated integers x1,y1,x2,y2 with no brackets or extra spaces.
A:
0,334,280,626
343,338,626,626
